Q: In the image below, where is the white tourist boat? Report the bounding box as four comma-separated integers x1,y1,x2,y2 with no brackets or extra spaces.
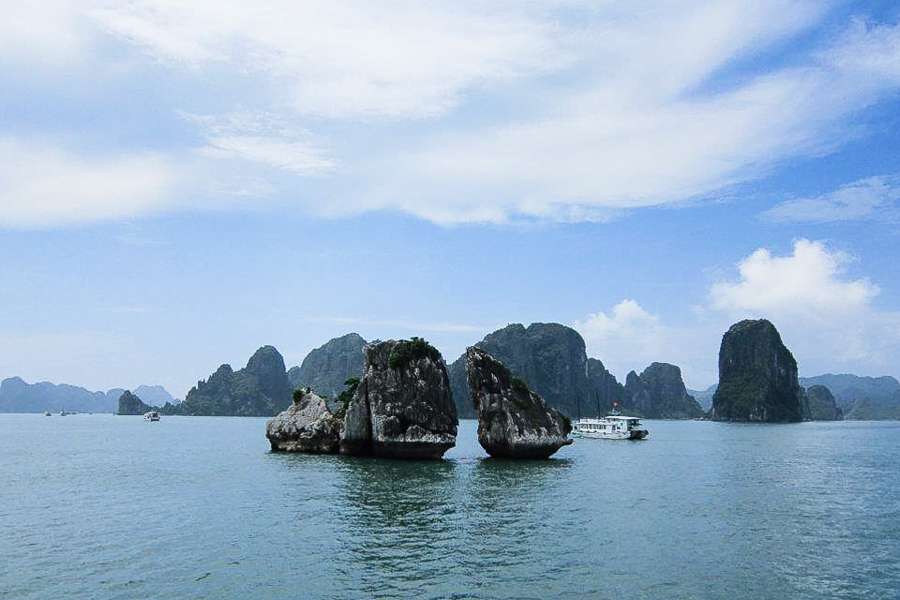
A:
144,411,160,422
573,409,649,440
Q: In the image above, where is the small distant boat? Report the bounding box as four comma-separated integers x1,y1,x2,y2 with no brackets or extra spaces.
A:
44,411,51,416
58,410,68,416
144,411,160,422
573,405,649,440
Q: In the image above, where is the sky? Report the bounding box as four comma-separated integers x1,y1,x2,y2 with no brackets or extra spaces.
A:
2,1,900,397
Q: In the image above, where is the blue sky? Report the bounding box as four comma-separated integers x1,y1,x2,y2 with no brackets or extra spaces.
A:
2,1,900,396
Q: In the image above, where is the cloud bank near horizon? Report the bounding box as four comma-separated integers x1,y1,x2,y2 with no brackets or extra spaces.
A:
576,239,900,388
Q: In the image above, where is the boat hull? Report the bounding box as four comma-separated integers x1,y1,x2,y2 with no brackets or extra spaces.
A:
574,429,648,440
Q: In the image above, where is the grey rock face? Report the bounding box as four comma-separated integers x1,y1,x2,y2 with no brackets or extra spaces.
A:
586,358,627,417
172,346,292,416
117,390,153,415
624,363,704,419
287,333,366,397
712,319,803,422
340,339,458,459
266,390,342,453
465,347,573,459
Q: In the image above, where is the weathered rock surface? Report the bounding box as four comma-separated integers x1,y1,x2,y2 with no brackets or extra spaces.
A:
465,347,573,459
266,389,342,453
624,363,705,419
340,338,458,459
712,319,803,422
802,385,843,421
450,323,622,419
287,333,366,397
168,345,292,416
117,390,154,415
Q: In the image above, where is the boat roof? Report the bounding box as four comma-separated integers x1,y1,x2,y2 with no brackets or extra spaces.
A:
577,415,641,421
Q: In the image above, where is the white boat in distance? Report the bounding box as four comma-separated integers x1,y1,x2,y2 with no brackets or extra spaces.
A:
573,406,649,440
144,411,160,422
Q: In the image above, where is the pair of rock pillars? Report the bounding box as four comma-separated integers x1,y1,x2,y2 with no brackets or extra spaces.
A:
266,340,572,459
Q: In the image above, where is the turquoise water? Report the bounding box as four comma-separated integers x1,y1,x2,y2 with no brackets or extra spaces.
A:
2,415,899,599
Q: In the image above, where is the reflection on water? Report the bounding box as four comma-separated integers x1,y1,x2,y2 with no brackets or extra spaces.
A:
327,440,574,599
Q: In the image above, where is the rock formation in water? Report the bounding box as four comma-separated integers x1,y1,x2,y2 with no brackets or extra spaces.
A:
624,363,705,419
287,333,366,397
449,323,623,419
117,390,154,415
802,385,843,421
339,338,458,459
266,389,343,453
465,346,573,459
168,346,292,416
712,319,804,422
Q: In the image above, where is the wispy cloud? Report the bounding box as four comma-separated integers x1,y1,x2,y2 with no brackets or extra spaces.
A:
184,111,337,175
89,1,564,119
378,15,900,224
3,3,900,227
761,175,900,223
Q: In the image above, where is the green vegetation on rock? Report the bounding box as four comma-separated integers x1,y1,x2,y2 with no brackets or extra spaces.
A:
387,337,442,370
334,377,360,419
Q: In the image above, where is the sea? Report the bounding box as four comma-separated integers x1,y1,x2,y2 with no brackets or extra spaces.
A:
2,415,899,599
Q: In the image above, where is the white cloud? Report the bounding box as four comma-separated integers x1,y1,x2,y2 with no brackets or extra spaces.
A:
761,175,900,223
578,240,900,387
709,239,878,319
574,300,711,383
0,138,180,228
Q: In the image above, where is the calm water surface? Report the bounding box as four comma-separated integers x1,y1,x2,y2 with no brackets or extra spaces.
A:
2,415,899,599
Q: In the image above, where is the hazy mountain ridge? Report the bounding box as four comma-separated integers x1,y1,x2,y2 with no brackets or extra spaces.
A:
799,374,900,411
0,377,176,414
688,385,718,411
